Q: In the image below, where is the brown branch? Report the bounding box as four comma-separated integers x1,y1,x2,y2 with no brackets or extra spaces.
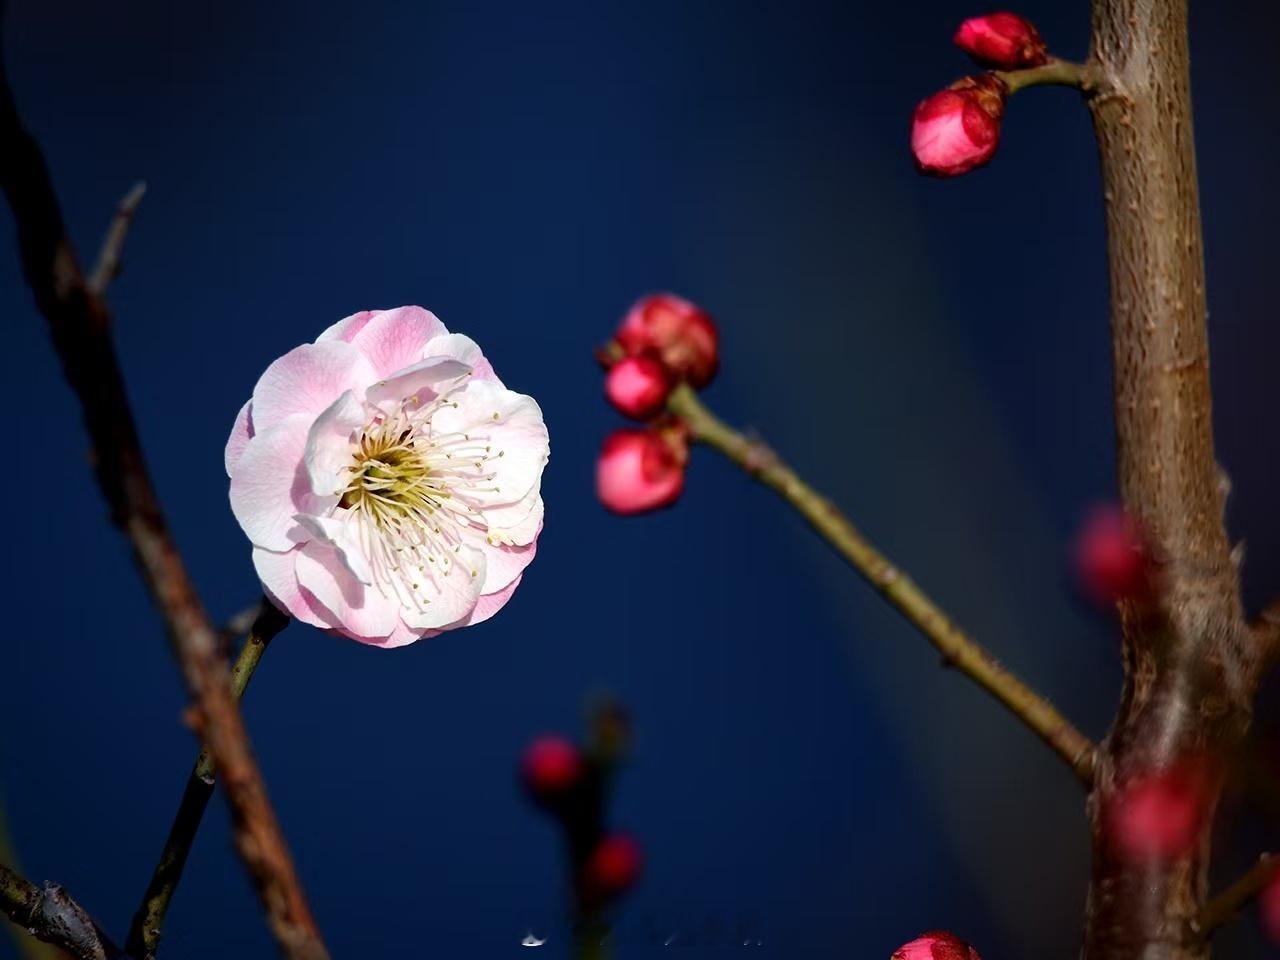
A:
87,181,145,294
0,863,132,960
0,38,328,960
1081,1,1267,957
1189,853,1278,939
667,385,1098,785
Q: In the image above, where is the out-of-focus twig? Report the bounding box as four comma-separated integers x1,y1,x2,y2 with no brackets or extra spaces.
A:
127,603,288,960
1189,853,1278,938
667,384,1097,785
87,181,145,294
0,863,130,960
0,34,327,960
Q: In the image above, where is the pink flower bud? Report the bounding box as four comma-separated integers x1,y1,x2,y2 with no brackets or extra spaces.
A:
892,931,982,960
522,736,585,803
596,428,687,515
953,12,1048,69
581,833,643,904
1105,761,1210,863
605,355,672,420
911,76,1007,178
616,294,719,389
1073,505,1149,606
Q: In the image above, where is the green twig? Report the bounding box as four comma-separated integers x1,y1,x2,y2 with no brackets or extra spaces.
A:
667,384,1097,785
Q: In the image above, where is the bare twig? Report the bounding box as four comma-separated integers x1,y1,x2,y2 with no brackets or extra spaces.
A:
994,57,1098,95
1190,853,1278,938
0,38,328,960
667,385,1098,785
127,603,289,960
87,181,145,294
0,863,131,960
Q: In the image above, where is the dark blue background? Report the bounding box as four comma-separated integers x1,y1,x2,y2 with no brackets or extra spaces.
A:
2,1,1277,957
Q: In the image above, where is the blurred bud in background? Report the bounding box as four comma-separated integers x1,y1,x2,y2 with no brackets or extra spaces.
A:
1072,504,1151,608
597,427,688,515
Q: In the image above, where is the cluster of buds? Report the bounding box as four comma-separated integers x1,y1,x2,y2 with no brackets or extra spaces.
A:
892,930,982,960
596,294,719,514
911,12,1050,177
521,699,643,924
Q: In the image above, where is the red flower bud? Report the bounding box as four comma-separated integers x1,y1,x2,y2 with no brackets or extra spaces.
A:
892,931,982,960
1073,505,1149,606
616,294,719,389
911,76,1007,178
596,428,687,515
605,355,672,420
954,12,1048,69
521,736,585,803
1105,761,1211,863
581,833,643,904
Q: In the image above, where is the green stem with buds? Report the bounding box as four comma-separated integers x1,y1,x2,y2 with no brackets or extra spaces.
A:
666,384,1097,784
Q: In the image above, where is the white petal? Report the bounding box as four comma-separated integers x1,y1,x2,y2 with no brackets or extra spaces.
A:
304,390,364,497
295,540,399,640
365,356,472,412
294,513,374,585
229,414,334,551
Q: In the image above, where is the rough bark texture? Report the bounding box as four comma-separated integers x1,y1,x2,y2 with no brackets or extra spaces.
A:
1083,1,1274,957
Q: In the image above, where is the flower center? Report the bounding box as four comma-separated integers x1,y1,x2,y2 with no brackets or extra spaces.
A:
336,384,504,609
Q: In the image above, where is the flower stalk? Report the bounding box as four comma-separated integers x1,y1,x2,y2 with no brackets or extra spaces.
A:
666,384,1097,784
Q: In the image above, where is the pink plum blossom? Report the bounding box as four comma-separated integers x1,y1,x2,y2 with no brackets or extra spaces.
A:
226,306,548,647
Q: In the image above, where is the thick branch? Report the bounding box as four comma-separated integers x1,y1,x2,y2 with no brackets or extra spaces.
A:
1083,1,1263,958
668,385,1097,784
127,604,288,960
0,40,327,960
1190,853,1278,939
0,863,131,960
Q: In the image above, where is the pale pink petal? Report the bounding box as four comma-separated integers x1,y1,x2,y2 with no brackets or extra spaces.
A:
459,575,522,627
304,390,364,496
294,513,373,585
346,306,449,379
365,356,472,412
252,546,331,628
484,488,544,545
356,618,441,649
479,534,537,594
395,542,487,630
431,379,550,508
423,332,502,383
230,414,335,551
224,400,256,478
317,310,378,343
251,340,377,433
295,540,400,640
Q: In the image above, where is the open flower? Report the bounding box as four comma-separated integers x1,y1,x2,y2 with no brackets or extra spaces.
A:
226,306,549,647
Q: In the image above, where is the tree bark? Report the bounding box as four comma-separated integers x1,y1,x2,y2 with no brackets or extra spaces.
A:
1083,1,1272,957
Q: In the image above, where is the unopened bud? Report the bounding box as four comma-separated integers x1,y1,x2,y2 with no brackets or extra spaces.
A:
1073,505,1150,606
616,294,719,389
521,736,585,804
605,355,672,420
596,428,687,515
581,833,643,905
911,76,1007,178
954,12,1048,69
892,931,981,960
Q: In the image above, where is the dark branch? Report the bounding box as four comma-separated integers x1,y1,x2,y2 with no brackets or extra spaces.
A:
0,863,133,960
0,35,328,960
